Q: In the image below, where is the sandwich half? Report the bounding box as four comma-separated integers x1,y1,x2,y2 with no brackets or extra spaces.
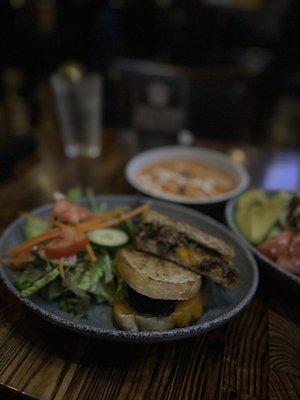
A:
134,210,238,287
113,248,203,331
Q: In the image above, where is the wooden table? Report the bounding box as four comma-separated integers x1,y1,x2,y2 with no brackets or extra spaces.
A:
0,108,299,399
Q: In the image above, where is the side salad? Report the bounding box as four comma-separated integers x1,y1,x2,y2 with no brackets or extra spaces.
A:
0,188,150,317
235,189,300,276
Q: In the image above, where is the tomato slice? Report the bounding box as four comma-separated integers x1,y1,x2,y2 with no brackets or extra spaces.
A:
53,200,95,224
289,233,300,258
44,228,89,259
257,231,293,261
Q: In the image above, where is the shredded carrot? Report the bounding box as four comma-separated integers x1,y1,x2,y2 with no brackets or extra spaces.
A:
8,204,149,259
58,259,65,279
53,207,127,230
77,203,151,233
98,206,128,218
80,207,128,225
86,243,97,263
10,229,60,257
54,221,70,229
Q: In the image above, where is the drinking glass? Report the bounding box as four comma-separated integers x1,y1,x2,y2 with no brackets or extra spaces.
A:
51,70,102,158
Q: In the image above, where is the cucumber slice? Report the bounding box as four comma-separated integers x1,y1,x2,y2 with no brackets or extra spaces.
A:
88,229,129,247
38,250,77,267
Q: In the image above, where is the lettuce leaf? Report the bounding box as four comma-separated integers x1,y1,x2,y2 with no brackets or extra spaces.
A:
120,219,136,242
16,267,44,290
89,278,118,304
16,259,48,290
25,216,50,240
16,226,126,316
60,272,91,317
63,254,125,307
100,253,114,284
20,268,60,297
67,187,83,203
39,278,66,301
86,187,105,213
88,254,125,304
69,260,103,291
59,295,90,317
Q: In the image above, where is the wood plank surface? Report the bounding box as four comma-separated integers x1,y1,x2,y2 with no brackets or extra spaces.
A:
0,92,299,399
1,281,299,400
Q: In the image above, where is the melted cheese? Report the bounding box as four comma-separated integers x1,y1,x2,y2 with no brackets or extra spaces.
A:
171,293,204,327
176,246,209,267
114,299,135,315
114,293,204,329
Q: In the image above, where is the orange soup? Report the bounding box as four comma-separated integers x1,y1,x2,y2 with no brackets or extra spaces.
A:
137,160,238,200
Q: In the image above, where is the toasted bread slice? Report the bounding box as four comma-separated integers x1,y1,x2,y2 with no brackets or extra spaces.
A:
134,210,238,288
113,299,174,331
113,293,204,331
140,210,234,260
116,248,201,301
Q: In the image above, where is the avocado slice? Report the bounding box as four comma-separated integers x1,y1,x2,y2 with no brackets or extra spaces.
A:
235,190,290,245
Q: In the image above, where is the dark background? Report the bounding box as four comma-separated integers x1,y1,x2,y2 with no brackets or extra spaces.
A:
0,0,299,148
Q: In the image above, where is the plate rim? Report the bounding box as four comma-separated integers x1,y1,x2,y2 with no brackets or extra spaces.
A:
225,196,300,286
125,145,250,205
0,195,259,342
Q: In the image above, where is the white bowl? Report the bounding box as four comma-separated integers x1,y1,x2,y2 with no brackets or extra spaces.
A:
125,146,250,205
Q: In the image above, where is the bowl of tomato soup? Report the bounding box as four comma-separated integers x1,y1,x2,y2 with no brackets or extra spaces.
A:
126,146,249,206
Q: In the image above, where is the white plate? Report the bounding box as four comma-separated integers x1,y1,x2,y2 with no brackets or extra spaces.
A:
126,146,249,205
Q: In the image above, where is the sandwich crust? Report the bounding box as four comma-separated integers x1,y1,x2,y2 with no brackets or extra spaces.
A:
116,248,201,300
113,299,174,332
140,209,234,260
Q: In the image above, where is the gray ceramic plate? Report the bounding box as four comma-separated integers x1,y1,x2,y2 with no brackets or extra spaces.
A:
0,195,258,343
226,197,300,287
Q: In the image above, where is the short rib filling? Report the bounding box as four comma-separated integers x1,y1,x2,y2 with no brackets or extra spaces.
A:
127,287,176,316
135,223,238,287
136,223,221,257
